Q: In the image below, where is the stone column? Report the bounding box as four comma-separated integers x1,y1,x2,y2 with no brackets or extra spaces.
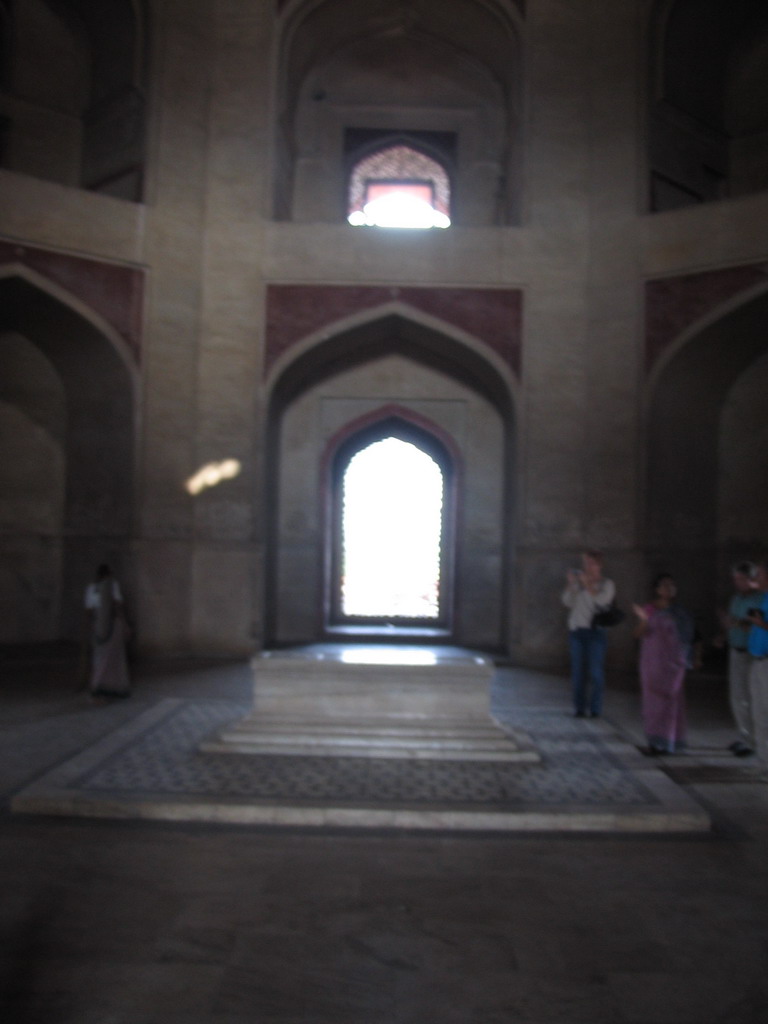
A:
189,0,273,654
512,0,644,669
137,0,215,653
138,0,274,656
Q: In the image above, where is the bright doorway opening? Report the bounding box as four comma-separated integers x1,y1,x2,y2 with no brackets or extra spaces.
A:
339,437,444,620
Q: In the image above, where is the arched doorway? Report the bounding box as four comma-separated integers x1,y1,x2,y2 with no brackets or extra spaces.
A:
0,272,136,642
325,413,458,634
646,285,768,627
265,310,515,651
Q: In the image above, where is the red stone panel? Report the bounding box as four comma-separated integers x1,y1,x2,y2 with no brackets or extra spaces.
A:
265,284,522,377
0,240,144,364
645,264,768,373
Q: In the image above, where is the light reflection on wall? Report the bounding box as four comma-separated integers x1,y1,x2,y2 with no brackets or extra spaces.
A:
185,459,241,495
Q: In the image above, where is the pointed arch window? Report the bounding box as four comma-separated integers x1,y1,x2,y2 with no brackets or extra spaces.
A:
347,144,451,229
327,419,455,630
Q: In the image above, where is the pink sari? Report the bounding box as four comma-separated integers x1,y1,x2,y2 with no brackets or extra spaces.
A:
638,603,690,753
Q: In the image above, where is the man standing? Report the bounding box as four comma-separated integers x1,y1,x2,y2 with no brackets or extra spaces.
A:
746,560,768,766
721,562,758,756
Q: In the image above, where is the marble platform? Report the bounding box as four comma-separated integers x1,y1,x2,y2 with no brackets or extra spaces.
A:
200,647,539,762
10,647,711,833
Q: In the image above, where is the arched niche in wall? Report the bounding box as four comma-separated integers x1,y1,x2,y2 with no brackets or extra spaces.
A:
274,0,524,226
0,0,148,200
0,333,66,642
0,270,137,642
719,348,768,559
264,309,516,650
648,0,768,211
645,284,768,626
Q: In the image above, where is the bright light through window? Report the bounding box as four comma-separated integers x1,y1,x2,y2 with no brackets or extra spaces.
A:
348,190,450,229
341,437,443,618
347,145,451,230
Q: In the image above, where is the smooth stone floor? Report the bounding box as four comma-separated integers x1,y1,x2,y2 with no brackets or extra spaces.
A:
1,649,768,1023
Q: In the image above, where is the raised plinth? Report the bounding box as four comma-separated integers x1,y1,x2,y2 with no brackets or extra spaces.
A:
201,646,539,762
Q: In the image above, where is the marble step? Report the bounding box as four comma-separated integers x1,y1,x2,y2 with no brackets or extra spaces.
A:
216,715,515,736
201,717,540,761
201,740,537,761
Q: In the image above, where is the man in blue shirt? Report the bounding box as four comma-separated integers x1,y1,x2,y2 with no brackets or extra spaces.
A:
746,560,768,766
721,562,758,756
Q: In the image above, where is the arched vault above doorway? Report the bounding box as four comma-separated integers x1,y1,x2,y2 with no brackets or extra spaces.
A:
269,311,515,418
264,310,516,650
265,285,523,411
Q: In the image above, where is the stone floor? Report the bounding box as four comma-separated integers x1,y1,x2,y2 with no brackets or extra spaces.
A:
1,647,768,1023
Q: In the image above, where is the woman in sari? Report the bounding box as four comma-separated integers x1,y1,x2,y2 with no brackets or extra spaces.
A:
632,573,696,755
84,564,131,698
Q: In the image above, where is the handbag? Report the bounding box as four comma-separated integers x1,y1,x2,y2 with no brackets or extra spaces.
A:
591,600,625,628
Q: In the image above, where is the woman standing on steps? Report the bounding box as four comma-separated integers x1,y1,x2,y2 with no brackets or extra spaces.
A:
632,573,697,755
